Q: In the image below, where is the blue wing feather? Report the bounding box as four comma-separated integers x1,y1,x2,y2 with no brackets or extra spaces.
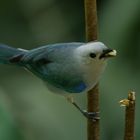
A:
22,42,87,93
71,82,87,93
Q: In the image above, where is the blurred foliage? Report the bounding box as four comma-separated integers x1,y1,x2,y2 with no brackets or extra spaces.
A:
0,0,139,140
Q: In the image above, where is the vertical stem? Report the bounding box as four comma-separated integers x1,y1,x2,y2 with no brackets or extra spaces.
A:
85,0,98,41
84,0,99,140
124,92,135,140
87,85,100,140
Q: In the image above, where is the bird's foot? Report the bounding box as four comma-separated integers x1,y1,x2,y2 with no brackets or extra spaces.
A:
82,110,100,121
65,96,100,121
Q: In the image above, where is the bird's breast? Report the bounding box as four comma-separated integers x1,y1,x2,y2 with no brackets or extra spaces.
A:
82,62,107,91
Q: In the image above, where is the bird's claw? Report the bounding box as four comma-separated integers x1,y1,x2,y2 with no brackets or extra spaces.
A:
66,98,100,121
82,110,100,121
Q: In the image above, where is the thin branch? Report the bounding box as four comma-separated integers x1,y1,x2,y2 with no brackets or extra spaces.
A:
85,0,98,41
87,85,100,140
84,0,99,139
120,91,136,140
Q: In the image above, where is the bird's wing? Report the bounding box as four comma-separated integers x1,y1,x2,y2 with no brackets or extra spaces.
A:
42,68,87,93
23,42,84,62
22,42,87,93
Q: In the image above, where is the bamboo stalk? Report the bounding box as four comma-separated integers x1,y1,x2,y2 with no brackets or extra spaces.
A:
84,0,99,140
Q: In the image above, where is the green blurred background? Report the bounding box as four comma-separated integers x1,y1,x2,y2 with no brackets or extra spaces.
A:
0,0,139,140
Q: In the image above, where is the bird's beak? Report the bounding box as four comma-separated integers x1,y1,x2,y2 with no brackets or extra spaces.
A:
99,49,117,59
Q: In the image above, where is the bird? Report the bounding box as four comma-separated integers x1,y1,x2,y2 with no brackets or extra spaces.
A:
0,41,116,120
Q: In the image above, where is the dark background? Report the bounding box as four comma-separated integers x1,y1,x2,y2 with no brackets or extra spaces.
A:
0,0,139,140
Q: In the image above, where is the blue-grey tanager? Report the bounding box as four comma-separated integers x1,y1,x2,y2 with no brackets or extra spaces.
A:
0,41,116,119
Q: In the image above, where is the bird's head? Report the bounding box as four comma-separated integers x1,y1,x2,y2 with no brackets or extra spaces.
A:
75,41,117,65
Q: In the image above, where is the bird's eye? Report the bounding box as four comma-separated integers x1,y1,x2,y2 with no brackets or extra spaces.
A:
89,53,96,58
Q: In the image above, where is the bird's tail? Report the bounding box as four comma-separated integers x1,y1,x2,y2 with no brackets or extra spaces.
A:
0,44,27,65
